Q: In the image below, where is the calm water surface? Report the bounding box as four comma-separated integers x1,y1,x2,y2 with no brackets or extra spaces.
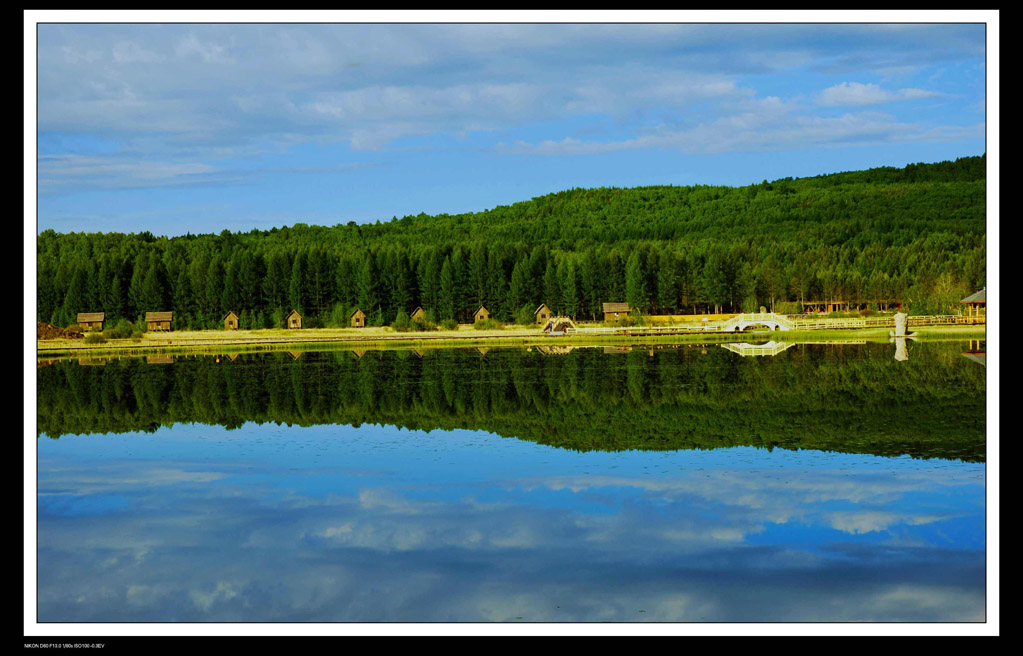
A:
37,341,986,622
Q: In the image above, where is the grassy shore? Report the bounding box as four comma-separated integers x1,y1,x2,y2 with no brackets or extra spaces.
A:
35,322,985,359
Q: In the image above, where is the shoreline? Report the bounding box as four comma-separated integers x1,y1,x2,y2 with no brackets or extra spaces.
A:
35,324,986,359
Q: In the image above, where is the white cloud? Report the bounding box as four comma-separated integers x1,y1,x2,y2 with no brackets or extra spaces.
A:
825,510,951,534
817,81,945,106
175,33,234,64
111,41,164,64
35,24,985,196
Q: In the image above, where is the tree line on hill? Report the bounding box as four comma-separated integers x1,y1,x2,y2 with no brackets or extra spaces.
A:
37,155,986,330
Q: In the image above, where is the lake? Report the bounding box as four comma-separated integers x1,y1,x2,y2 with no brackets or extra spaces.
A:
36,340,986,622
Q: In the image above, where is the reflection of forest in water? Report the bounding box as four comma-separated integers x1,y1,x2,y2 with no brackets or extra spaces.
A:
37,342,986,461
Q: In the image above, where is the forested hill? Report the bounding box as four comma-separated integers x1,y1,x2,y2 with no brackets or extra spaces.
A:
38,155,986,329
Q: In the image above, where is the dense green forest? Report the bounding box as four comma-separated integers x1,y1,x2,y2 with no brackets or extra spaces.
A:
37,155,986,329
37,343,986,461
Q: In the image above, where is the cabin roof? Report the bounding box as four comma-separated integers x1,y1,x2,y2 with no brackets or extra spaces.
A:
534,303,550,315
145,311,173,322
602,302,630,313
223,311,239,321
474,305,489,315
349,308,365,319
77,312,105,322
960,288,986,304
286,309,301,319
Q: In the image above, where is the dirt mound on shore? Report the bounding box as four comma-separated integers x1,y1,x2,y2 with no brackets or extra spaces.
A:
37,322,83,340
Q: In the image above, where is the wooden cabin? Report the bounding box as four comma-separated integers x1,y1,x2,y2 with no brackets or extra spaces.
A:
802,300,853,313
473,305,491,322
285,310,302,329
602,302,630,322
77,312,105,331
350,308,366,328
145,311,173,331
223,311,239,330
534,304,552,325
411,307,426,321
960,288,986,320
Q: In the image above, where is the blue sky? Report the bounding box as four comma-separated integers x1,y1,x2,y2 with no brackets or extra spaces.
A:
35,22,988,236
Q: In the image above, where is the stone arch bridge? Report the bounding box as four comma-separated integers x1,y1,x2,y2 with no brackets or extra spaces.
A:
717,313,796,332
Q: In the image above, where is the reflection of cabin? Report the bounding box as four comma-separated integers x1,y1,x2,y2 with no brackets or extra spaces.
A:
961,339,986,367
286,310,302,329
411,307,425,321
77,357,107,366
602,302,630,322
960,288,986,320
604,345,633,354
224,311,239,330
473,305,491,322
351,349,367,359
227,352,239,361
534,304,552,324
77,312,105,331
350,308,366,328
412,349,425,358
145,311,173,331
475,347,490,356
287,351,303,360
146,354,174,364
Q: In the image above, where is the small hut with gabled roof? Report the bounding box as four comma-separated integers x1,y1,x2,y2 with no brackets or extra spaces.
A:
350,308,366,328
285,310,302,329
602,302,630,322
224,311,239,330
534,304,551,325
411,307,426,321
473,305,491,322
77,312,105,331
145,311,173,331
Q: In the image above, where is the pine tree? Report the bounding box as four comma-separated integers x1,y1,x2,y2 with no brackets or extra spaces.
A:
625,250,648,311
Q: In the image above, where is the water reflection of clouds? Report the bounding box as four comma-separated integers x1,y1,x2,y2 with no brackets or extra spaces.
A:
38,449,985,622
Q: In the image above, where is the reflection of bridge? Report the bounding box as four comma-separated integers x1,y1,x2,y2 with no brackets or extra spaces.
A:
718,312,795,332
720,341,796,357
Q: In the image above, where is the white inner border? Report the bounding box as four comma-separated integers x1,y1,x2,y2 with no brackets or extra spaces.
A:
24,9,1000,638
